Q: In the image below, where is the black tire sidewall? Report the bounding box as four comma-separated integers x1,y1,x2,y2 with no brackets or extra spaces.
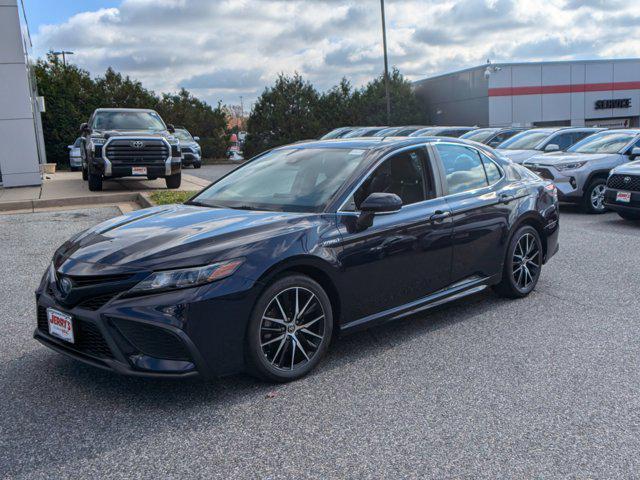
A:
503,225,542,297
165,172,181,189
246,274,333,382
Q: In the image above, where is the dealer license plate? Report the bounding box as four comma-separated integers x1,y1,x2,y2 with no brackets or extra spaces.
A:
132,166,147,176
47,308,75,343
616,191,632,203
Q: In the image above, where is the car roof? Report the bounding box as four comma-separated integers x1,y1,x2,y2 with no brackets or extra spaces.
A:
94,108,158,113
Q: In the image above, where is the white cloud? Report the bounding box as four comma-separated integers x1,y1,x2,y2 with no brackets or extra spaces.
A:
33,0,640,108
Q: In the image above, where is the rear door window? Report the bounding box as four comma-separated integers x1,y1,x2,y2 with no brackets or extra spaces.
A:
436,144,489,194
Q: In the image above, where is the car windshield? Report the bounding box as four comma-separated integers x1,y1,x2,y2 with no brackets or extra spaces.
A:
72,138,82,147
498,130,552,150
174,129,193,142
91,111,166,130
460,129,498,143
409,128,438,137
568,132,637,154
321,128,348,139
190,147,368,212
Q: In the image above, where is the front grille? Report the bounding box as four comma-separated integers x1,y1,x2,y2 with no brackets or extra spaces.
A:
607,174,640,192
37,306,114,358
57,272,134,288
105,139,169,165
180,146,194,153
77,293,119,311
112,318,191,361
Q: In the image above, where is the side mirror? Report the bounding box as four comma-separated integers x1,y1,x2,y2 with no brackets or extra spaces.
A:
67,145,73,149
167,124,175,133
544,143,560,152
629,147,640,158
79,122,90,134
193,136,200,142
356,193,402,232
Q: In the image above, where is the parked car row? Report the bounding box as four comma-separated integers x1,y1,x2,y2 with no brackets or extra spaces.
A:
321,124,640,220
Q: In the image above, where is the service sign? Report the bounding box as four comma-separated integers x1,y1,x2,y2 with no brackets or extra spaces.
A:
594,98,631,110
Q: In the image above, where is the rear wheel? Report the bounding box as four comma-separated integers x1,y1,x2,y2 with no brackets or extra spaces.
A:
165,172,181,189
246,275,333,382
88,168,103,191
618,211,640,221
194,162,202,169
583,178,607,214
493,225,543,298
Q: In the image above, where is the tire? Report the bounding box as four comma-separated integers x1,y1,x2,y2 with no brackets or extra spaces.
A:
245,274,333,382
88,170,103,191
493,225,543,299
82,167,88,181
618,211,640,221
194,162,202,169
582,178,607,214
70,166,80,172
165,172,181,189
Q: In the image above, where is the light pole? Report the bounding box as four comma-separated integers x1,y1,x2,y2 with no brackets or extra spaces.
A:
380,0,391,125
52,50,74,66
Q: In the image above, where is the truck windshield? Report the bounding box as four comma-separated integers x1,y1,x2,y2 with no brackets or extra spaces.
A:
91,111,166,130
190,147,368,212
569,132,637,154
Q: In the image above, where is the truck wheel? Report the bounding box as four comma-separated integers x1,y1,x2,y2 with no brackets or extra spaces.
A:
165,172,181,189
582,179,607,214
194,162,202,169
82,167,88,181
88,170,103,191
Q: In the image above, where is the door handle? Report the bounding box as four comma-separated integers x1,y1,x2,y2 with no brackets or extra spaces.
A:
429,210,451,221
499,193,515,204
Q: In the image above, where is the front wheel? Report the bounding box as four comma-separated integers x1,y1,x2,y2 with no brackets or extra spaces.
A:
246,275,333,382
88,170,103,191
493,225,543,299
165,172,181,189
82,166,88,181
193,162,202,169
583,179,607,214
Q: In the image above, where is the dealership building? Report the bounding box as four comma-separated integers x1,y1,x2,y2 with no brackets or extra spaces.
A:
413,58,640,129
0,0,46,187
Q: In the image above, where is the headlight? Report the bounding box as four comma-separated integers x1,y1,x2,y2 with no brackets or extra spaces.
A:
555,161,587,171
129,259,243,294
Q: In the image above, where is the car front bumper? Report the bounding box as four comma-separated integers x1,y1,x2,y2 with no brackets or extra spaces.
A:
34,274,261,379
181,152,201,165
604,188,640,212
524,164,588,203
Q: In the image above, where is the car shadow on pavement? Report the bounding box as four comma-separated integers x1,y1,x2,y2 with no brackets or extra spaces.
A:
2,289,508,477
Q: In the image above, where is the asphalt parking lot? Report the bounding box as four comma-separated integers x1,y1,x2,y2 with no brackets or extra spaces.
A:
185,163,238,183
1,206,640,478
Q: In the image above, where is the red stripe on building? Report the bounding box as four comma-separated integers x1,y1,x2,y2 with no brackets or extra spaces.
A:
488,81,640,97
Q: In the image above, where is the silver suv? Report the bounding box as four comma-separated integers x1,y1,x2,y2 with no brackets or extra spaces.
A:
497,127,603,164
523,129,640,213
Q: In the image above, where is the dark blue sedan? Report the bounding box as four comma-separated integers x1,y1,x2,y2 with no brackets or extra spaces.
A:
35,137,559,382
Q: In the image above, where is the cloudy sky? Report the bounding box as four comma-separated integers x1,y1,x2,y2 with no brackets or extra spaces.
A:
26,0,640,109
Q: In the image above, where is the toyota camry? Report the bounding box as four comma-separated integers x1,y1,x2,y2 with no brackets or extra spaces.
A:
35,137,559,382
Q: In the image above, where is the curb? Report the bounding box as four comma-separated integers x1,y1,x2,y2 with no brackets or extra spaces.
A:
0,192,142,213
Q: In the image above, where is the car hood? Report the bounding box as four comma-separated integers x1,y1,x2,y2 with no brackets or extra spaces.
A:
612,159,640,175
54,205,317,275
496,149,539,164
525,151,620,166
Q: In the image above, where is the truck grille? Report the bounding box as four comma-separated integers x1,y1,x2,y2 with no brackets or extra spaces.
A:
608,174,640,192
105,139,169,165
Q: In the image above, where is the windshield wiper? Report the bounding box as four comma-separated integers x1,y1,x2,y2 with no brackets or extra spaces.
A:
185,200,226,208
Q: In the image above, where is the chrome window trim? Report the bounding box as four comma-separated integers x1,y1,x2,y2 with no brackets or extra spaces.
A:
102,136,172,177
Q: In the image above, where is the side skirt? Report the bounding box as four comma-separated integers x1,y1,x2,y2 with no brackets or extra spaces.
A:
339,274,499,334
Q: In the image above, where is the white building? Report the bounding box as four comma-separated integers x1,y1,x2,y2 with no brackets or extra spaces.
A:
413,59,640,129
0,0,45,187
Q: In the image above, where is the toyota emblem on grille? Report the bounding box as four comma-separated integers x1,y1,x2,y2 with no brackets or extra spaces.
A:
624,176,632,184
59,276,72,296
131,140,145,149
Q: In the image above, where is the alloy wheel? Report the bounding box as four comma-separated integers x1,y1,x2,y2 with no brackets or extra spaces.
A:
512,233,540,291
259,287,326,371
590,184,606,212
